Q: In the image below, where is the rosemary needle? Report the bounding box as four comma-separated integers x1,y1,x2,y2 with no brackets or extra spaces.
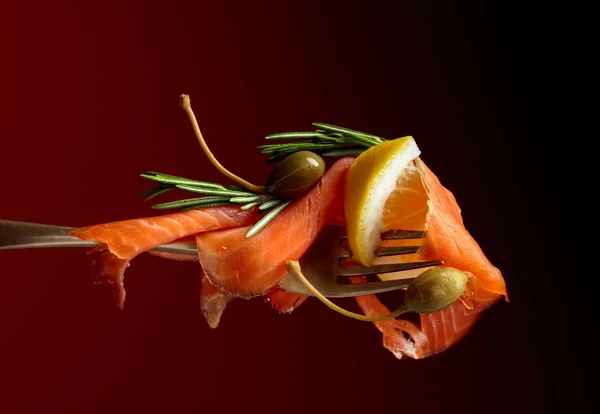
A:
142,173,228,190
245,200,293,238
151,197,230,210
229,195,262,203
141,187,174,202
258,198,286,211
174,185,252,197
240,201,261,210
312,122,384,146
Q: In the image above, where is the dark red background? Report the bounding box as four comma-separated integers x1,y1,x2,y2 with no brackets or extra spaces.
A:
0,1,587,414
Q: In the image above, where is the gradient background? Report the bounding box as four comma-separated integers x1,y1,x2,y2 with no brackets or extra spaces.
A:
0,1,587,414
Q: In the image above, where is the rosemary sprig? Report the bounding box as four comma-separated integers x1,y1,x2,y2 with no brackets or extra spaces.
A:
143,96,388,239
261,122,385,162
140,171,291,238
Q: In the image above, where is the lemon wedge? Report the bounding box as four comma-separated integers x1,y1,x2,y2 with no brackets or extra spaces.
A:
344,136,421,265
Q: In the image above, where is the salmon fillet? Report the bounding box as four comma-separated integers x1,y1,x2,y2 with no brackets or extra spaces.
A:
193,158,354,325
70,206,259,259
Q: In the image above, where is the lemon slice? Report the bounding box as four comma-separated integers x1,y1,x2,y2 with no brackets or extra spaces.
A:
344,136,421,265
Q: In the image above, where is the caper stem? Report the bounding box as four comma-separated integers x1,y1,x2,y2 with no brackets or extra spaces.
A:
179,94,266,194
286,260,410,322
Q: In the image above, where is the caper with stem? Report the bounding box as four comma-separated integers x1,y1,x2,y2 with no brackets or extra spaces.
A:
402,267,468,314
265,151,326,197
286,261,469,322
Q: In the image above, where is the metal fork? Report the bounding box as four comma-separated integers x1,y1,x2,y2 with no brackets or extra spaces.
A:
0,219,198,255
1,219,442,298
278,226,442,298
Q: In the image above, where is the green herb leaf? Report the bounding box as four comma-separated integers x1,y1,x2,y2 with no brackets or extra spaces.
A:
245,200,293,238
240,201,261,210
141,187,174,202
179,201,232,211
259,122,384,161
312,122,384,146
142,172,228,190
151,196,230,210
321,148,366,157
229,195,262,203
258,198,286,211
174,184,252,197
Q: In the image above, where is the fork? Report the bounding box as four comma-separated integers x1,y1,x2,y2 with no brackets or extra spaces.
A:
278,226,442,298
1,219,442,298
0,219,198,255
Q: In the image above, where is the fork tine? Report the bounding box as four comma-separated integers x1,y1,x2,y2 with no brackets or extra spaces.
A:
336,226,424,258
337,245,420,258
375,246,420,256
381,229,424,239
308,278,416,298
337,260,443,277
338,229,424,242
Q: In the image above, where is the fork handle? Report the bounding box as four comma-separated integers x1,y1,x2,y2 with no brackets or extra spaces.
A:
0,219,200,255
0,219,95,250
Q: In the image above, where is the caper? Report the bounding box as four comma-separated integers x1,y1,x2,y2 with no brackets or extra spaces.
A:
404,267,468,314
265,151,326,197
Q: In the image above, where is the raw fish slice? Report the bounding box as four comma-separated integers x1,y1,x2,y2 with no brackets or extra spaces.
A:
194,158,354,326
200,269,233,329
264,286,309,314
70,206,258,259
90,250,130,309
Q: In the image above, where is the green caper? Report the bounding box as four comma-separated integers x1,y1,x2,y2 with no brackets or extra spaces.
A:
265,151,326,197
404,267,468,314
